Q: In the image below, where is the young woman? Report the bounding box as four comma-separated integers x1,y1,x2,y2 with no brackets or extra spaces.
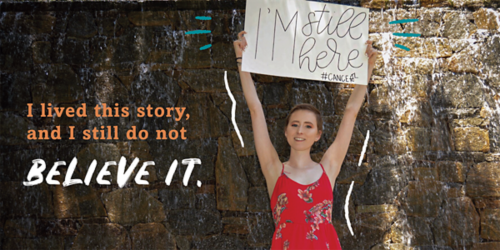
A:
233,31,378,249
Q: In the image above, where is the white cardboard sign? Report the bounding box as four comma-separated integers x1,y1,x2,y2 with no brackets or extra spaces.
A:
242,0,370,85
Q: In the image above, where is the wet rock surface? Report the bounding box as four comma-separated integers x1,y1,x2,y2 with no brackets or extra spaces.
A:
1,2,500,250
432,197,480,247
101,188,166,226
130,223,176,250
71,223,130,250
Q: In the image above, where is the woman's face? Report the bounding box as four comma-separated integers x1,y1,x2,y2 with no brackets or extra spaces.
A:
284,109,322,151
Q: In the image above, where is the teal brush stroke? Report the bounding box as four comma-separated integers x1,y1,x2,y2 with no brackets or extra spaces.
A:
393,33,421,37
395,44,410,51
186,30,211,35
389,19,419,24
195,16,212,20
200,44,212,50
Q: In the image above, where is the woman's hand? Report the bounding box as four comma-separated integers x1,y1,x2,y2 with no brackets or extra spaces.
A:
233,31,248,58
365,40,379,69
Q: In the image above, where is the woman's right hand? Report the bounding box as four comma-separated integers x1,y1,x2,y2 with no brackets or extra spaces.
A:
233,31,248,58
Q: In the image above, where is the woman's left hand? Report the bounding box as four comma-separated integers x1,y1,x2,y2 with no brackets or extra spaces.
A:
365,40,379,68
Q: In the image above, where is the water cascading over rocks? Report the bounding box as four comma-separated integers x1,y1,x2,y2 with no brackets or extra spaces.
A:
0,0,499,249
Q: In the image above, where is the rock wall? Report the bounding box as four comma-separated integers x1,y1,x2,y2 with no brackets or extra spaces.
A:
0,1,500,249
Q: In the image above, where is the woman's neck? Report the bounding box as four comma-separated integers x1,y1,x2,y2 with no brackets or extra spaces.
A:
287,148,315,169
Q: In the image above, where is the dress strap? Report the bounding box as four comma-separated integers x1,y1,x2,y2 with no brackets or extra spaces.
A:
319,163,325,173
281,163,285,175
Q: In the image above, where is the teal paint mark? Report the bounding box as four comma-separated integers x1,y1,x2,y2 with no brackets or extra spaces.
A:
185,30,211,35
200,44,212,50
393,33,421,37
395,44,410,51
388,19,420,51
389,19,419,24
189,16,212,51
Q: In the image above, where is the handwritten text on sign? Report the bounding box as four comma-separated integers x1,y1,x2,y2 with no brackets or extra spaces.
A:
242,0,369,85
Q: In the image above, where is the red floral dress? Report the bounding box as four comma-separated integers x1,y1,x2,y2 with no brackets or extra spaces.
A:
270,163,342,250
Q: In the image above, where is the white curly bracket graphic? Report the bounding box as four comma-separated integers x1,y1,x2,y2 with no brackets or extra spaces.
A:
224,71,244,148
359,130,370,167
345,129,370,236
345,181,355,236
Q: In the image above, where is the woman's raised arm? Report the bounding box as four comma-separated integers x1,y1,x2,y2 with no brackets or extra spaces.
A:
321,40,379,181
233,31,281,189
